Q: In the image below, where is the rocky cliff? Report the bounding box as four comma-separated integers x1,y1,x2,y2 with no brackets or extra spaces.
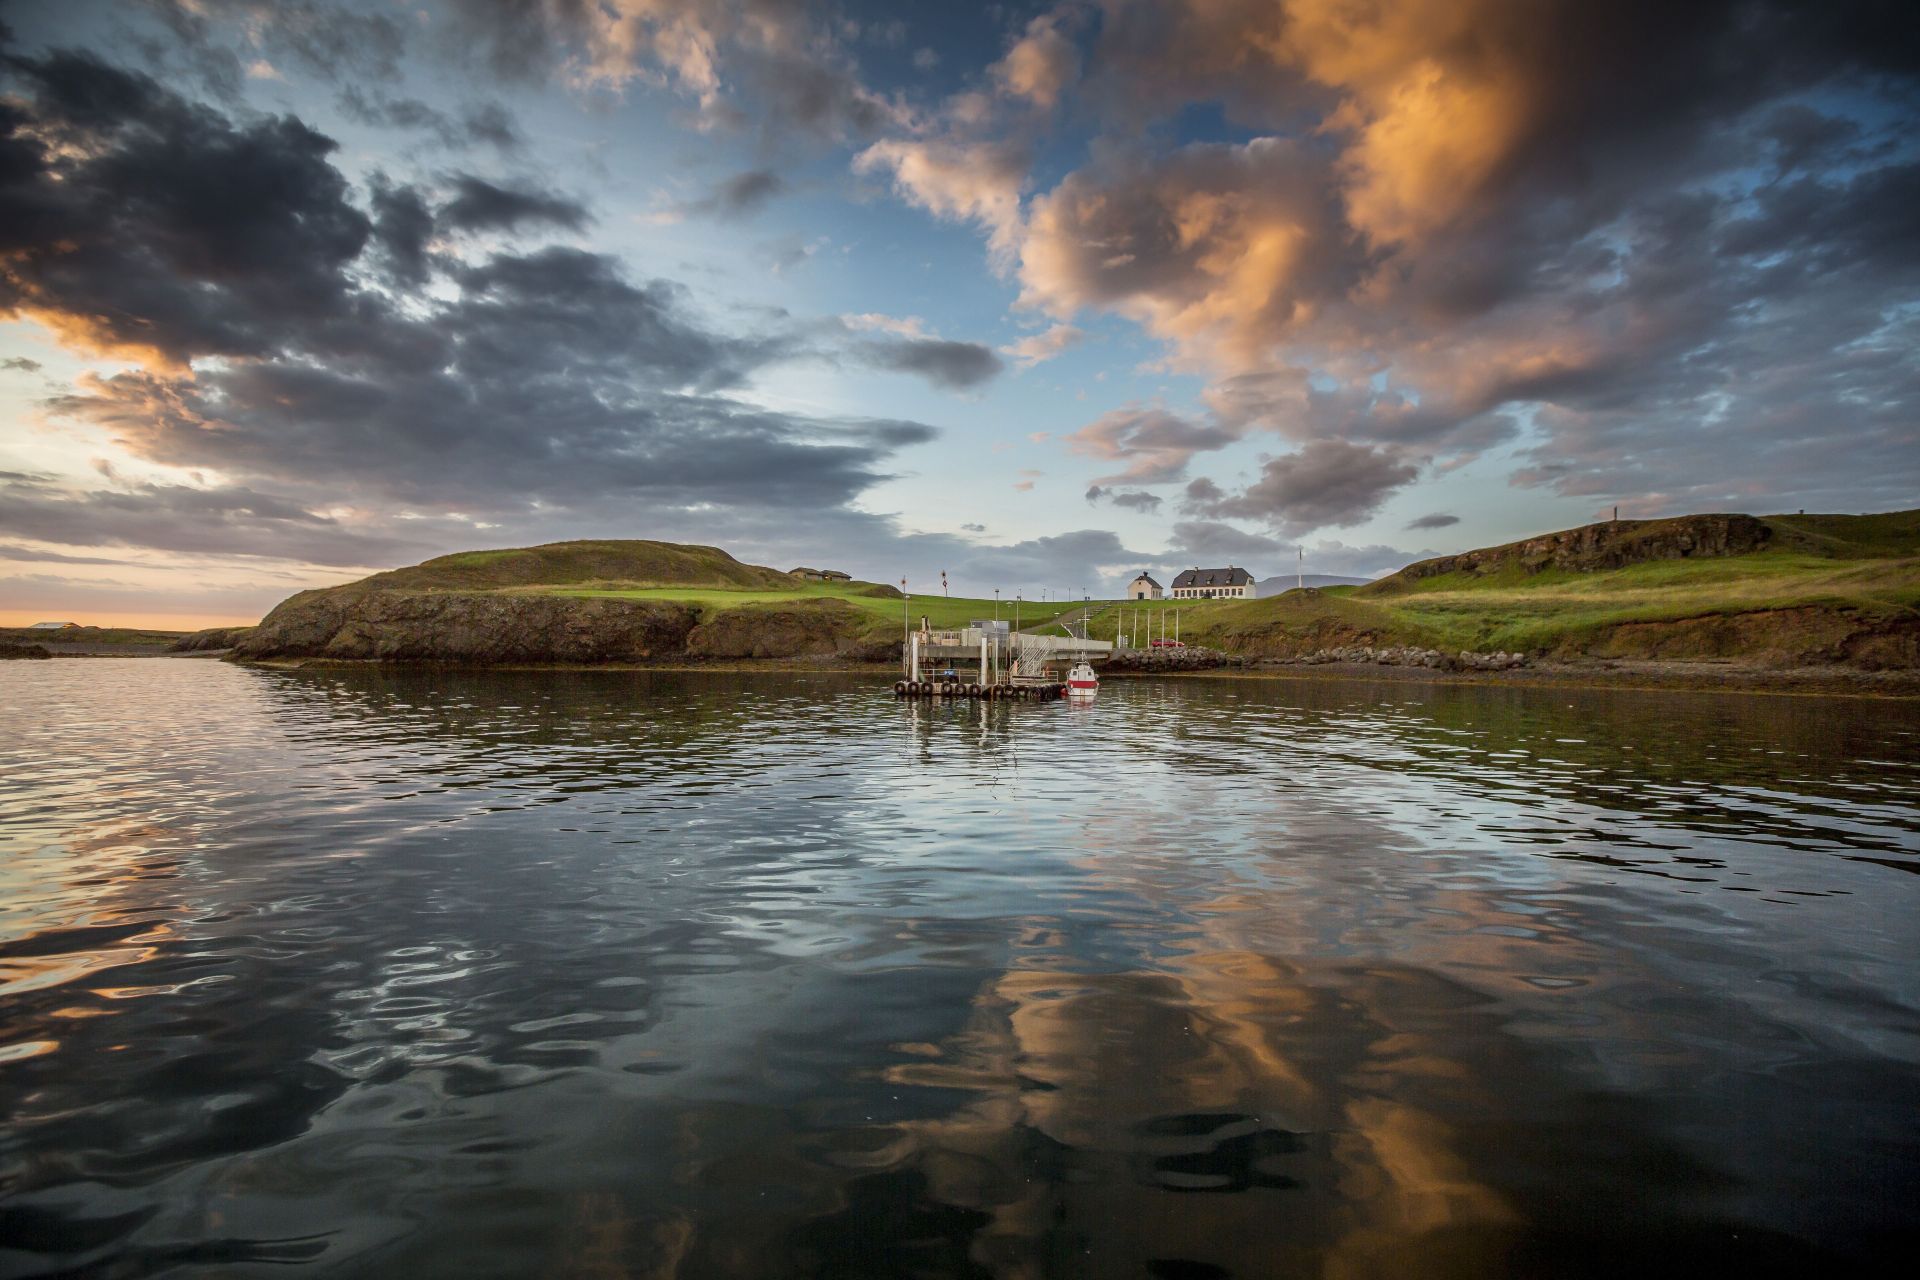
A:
1373,514,1772,587
234,590,702,663
231,590,892,664
169,626,255,652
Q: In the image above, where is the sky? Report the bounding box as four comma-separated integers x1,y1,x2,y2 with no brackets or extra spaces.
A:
0,1,1915,627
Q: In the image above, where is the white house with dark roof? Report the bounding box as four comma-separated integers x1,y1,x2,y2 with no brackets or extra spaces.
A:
1169,567,1255,599
1126,572,1163,600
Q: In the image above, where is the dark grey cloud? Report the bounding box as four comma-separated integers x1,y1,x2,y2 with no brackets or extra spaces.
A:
0,49,372,365
951,529,1159,597
0,542,129,566
0,48,949,565
436,0,903,144
0,473,423,566
337,86,524,153
1406,513,1460,531
1191,442,1420,537
863,338,1003,391
1068,407,1241,485
149,0,407,83
1165,520,1281,564
1085,485,1164,512
1163,525,1430,580
51,243,934,516
1,356,41,372
439,174,590,234
660,169,790,223
368,176,436,286
700,169,787,218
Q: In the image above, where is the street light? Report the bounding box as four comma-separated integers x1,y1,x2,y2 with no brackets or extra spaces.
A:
994,588,999,620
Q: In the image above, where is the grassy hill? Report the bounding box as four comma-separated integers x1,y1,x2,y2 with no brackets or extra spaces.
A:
1093,510,1920,668
226,538,1089,661
352,539,796,593
300,538,1086,640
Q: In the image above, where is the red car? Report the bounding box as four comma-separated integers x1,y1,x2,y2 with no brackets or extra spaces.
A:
1149,639,1187,648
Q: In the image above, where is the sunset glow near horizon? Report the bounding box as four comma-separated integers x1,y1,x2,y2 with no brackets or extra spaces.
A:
1,1,1915,628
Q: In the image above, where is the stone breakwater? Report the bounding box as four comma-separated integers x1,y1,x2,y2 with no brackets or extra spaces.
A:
1270,645,1530,671
1104,646,1243,672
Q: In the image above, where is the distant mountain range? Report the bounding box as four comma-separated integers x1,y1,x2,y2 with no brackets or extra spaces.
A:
1254,573,1373,596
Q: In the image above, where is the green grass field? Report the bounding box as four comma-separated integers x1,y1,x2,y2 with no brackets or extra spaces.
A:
1354,551,1919,653
563,583,1086,638
1163,512,1920,659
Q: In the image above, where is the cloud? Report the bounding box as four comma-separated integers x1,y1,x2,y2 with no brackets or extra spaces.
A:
0,53,952,566
1067,407,1239,485
838,315,1004,390
998,323,1084,368
853,136,1030,266
991,11,1080,109
864,338,1003,391
1086,485,1164,513
1018,137,1352,370
0,474,421,566
151,0,407,84
1165,520,1282,564
661,168,788,221
0,543,131,566
1190,441,1420,536
1286,539,1435,579
439,175,590,233
2,357,42,373
337,86,524,152
438,0,907,143
953,529,1159,594
1164,523,1431,578
368,176,436,286
898,0,1920,522
1406,513,1460,530
0,50,373,366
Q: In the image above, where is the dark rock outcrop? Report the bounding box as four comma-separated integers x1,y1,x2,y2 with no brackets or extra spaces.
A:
1377,514,1772,586
1267,646,1527,670
1104,646,1241,672
684,601,867,659
233,591,702,663
169,626,255,652
1561,607,1920,669
230,589,897,665
0,642,52,659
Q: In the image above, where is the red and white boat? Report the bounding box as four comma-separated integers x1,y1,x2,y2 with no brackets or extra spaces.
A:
1066,661,1099,698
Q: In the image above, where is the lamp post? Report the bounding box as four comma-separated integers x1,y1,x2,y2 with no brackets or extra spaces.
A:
994,588,999,620
901,578,909,673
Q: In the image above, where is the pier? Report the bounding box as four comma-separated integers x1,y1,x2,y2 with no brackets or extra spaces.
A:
892,620,1111,699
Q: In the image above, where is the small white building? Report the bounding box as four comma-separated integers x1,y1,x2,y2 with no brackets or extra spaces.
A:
1169,567,1255,599
1126,572,1163,601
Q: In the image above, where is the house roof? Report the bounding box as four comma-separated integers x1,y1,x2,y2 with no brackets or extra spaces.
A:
1129,572,1162,587
1170,567,1254,588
